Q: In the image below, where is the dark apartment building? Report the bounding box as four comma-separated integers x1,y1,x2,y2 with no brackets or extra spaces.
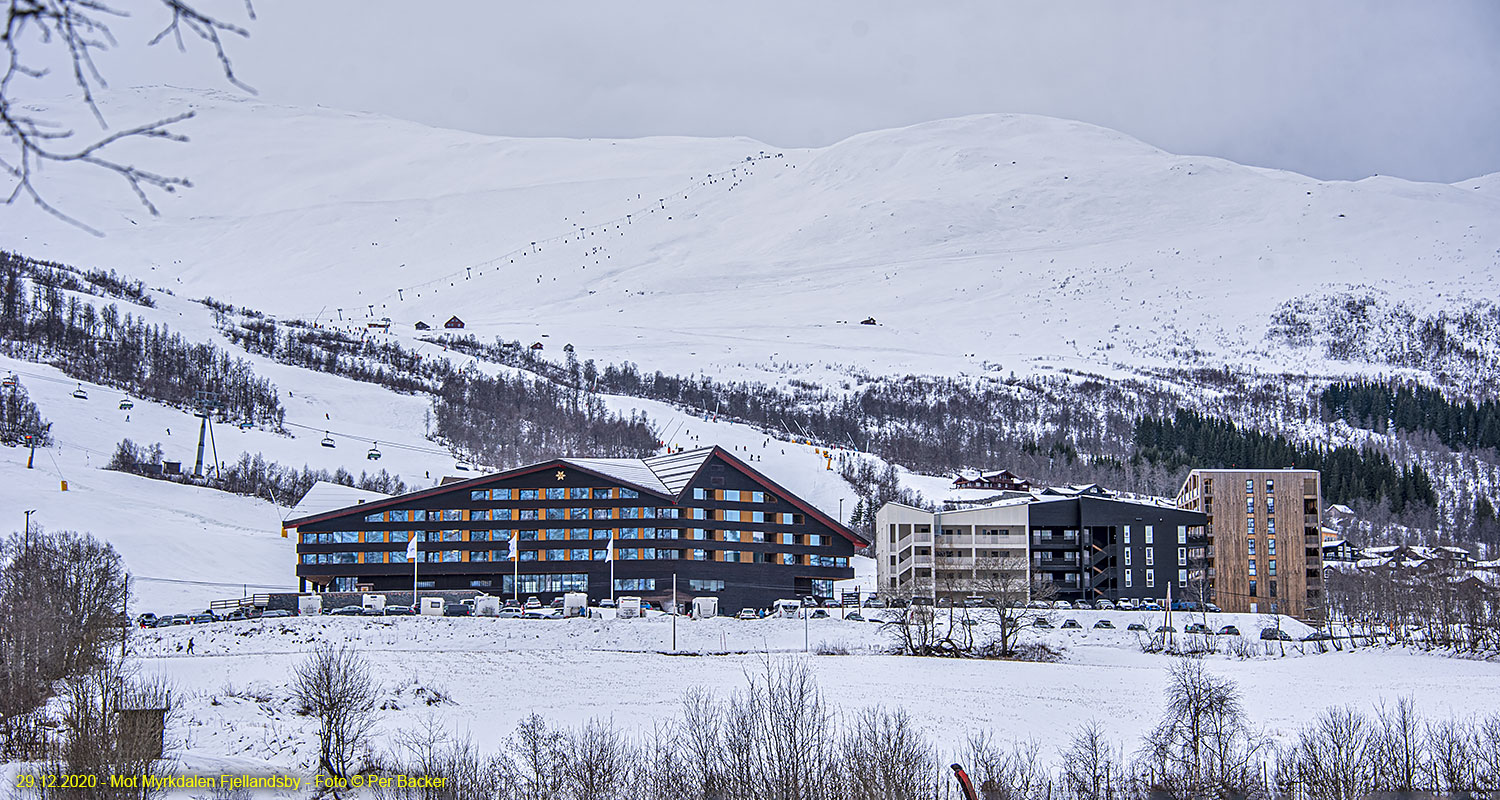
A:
286,446,864,612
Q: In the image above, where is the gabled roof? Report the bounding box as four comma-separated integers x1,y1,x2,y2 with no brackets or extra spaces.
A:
643,447,716,496
290,481,389,519
561,457,672,496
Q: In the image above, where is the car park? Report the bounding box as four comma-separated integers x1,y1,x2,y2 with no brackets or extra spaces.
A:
330,605,364,616
1061,619,1083,629
1260,628,1293,641
1093,619,1115,629
261,609,292,618
382,605,414,616
1217,625,1241,636
1126,622,1149,631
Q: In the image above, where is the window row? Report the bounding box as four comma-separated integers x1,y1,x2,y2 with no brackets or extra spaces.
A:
306,528,834,546
472,487,640,502
690,488,777,504
303,549,849,567
365,505,682,524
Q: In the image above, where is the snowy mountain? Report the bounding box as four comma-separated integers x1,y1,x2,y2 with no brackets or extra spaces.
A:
8,86,1498,385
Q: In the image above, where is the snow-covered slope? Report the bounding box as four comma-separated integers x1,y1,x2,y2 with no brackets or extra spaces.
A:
7,87,1497,384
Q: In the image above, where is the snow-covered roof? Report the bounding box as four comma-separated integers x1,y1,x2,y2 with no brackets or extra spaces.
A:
643,448,715,496
1328,504,1355,515
561,457,672,496
290,481,390,519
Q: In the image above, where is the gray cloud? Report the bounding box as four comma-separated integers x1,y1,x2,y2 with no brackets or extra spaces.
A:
90,0,1500,182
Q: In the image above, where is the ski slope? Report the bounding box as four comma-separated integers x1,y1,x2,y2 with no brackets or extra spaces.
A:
6,86,1498,387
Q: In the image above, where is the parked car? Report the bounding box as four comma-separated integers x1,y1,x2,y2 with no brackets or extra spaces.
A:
963,596,985,608
736,608,759,620
1094,619,1115,629
521,609,560,619
1033,618,1054,629
524,596,542,609
360,606,385,616
845,611,865,622
550,598,566,609
151,617,173,628
862,598,886,608
225,607,260,621
137,613,158,628
1302,630,1334,642
809,609,830,619
443,603,472,617
190,613,217,624
1185,622,1212,635
599,599,617,608
1118,598,1139,610
1204,603,1222,613
1260,627,1294,641
1095,599,1115,610
1217,625,1242,636
1027,600,1050,609
1139,602,1163,611
1061,619,1083,629
497,605,523,618
171,614,192,625
1073,600,1093,610
1126,622,1149,632
383,605,414,616
330,606,364,616
1052,600,1072,610
1156,624,1176,633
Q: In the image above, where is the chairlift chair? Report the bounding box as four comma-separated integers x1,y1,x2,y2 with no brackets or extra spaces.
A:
320,432,336,448
119,397,135,410
367,442,382,461
72,383,88,400
454,459,471,472
1,373,16,389
238,421,254,431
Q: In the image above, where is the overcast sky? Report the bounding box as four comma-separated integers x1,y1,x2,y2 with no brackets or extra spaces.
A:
86,0,1500,182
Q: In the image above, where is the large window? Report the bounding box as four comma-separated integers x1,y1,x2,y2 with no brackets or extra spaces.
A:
570,548,592,561
471,490,489,501
1144,526,1154,545
615,578,655,591
365,512,385,523
547,508,566,520
504,573,588,594
1146,570,1155,588
592,488,612,499
494,489,512,500
620,488,639,499
493,509,513,521
546,549,566,561
546,488,565,500
570,487,589,500
689,579,724,592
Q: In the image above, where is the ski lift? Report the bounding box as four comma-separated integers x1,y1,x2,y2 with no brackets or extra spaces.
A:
1,373,16,389
366,442,382,461
72,383,88,400
239,421,254,431
320,432,336,448
119,397,135,410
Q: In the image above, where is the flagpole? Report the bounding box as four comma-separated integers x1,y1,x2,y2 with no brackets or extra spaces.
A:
511,532,519,604
412,539,418,609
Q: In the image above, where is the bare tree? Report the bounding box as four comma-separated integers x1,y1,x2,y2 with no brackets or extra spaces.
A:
566,719,633,800
1140,658,1267,799
1058,721,1126,800
838,706,936,800
291,643,377,785
2,0,256,228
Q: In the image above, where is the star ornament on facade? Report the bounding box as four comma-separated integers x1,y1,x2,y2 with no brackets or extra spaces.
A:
555,470,567,481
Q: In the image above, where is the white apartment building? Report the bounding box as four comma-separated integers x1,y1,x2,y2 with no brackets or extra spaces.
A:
874,499,1031,603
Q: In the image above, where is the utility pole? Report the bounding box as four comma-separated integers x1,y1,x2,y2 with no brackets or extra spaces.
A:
192,390,220,479
25,433,34,469
672,573,677,652
23,509,36,547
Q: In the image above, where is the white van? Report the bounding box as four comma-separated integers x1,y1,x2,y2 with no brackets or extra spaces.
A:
361,594,386,613
298,594,323,616
617,596,643,619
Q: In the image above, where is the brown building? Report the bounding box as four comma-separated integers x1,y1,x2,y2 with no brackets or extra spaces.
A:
1176,469,1324,620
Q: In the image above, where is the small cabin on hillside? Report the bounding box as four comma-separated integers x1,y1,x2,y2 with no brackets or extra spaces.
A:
444,316,465,330
529,341,545,351
953,469,1031,492
414,321,431,331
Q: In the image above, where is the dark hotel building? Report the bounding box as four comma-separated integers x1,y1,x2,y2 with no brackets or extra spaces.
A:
286,446,865,611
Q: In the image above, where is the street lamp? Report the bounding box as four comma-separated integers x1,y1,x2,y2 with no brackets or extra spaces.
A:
23,509,36,547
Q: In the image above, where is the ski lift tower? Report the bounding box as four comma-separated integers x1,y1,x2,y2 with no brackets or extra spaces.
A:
192,390,222,478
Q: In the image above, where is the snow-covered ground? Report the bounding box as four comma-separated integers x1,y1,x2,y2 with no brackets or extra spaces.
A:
129,613,1500,781
6,87,1497,388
